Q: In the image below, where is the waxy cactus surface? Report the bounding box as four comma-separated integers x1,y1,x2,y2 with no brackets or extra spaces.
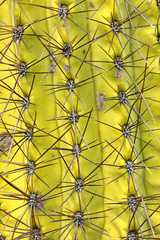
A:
0,0,160,239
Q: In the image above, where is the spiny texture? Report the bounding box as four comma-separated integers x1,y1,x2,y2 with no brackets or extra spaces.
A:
0,0,160,239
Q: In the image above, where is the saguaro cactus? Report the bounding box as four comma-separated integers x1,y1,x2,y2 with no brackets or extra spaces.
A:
0,0,160,239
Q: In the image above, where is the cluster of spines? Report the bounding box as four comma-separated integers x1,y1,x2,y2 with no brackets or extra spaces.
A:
0,0,160,239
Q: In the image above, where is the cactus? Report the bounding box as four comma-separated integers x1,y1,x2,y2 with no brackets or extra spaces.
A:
0,0,160,239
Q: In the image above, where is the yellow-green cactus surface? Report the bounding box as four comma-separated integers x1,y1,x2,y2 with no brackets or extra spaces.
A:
0,0,160,239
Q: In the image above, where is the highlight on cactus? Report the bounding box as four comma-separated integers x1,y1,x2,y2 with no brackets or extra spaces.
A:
0,0,160,239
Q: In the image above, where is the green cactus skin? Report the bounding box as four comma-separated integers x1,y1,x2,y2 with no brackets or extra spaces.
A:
0,0,160,239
